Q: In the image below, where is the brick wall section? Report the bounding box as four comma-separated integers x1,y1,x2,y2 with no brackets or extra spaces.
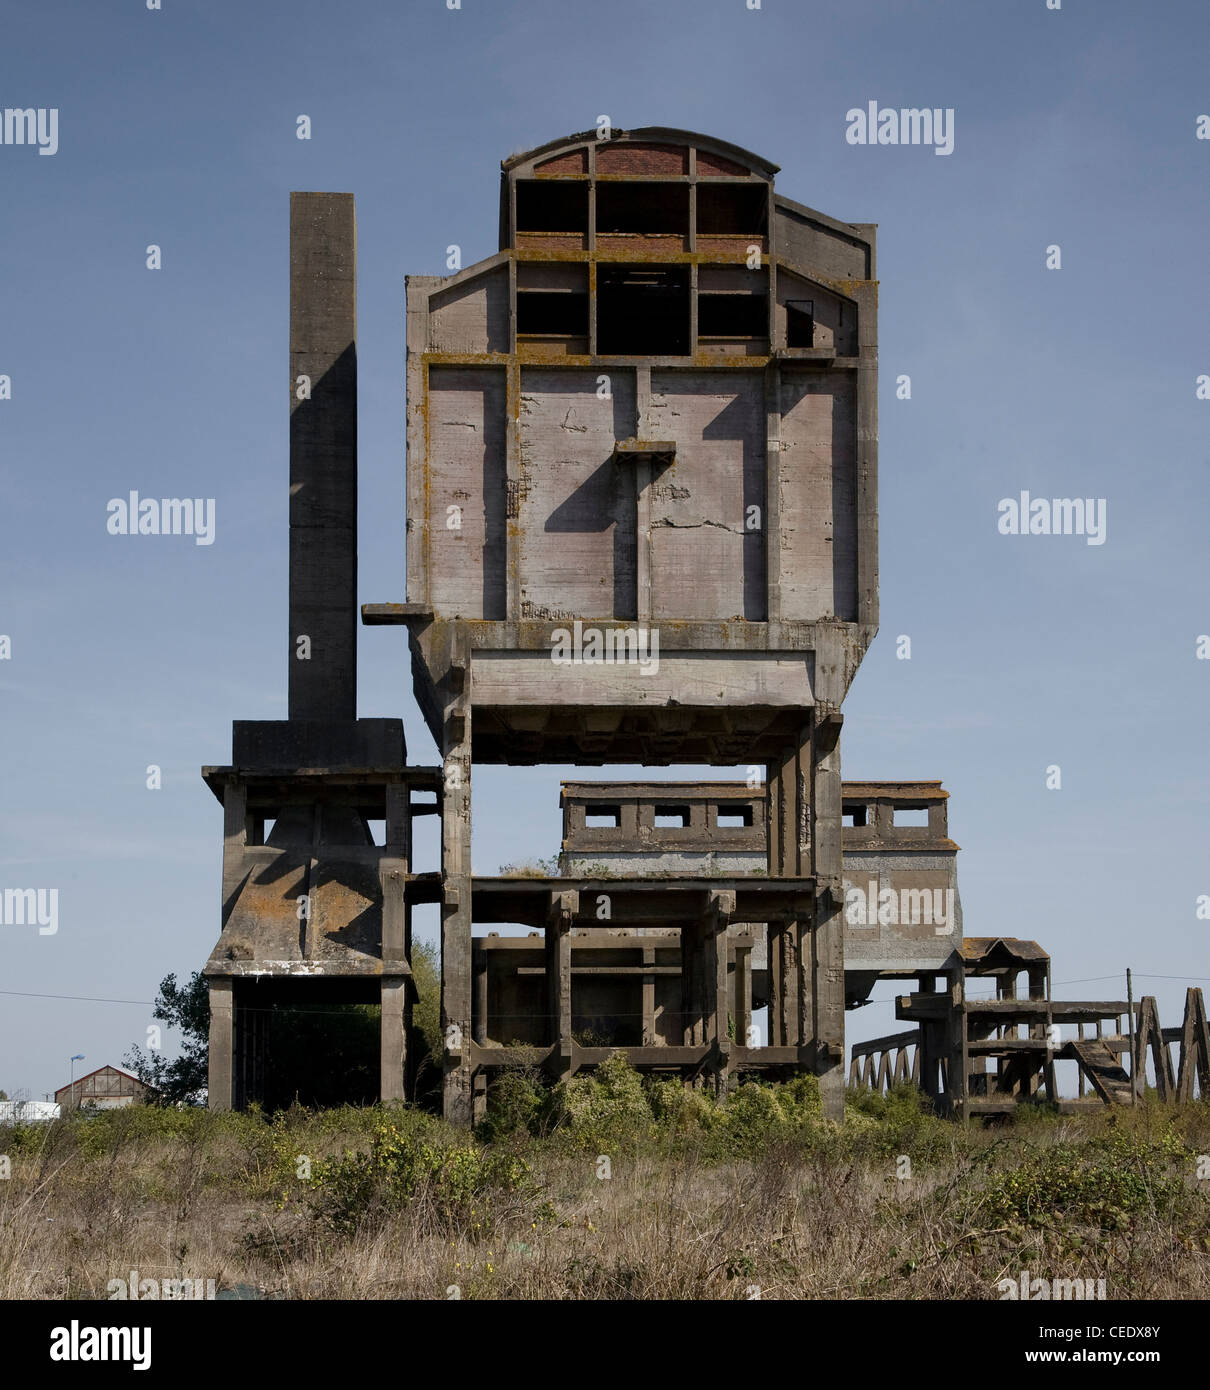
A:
696,151,753,176
535,149,587,175
597,142,688,175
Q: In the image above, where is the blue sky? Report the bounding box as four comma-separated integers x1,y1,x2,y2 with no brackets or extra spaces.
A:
1,0,1207,1100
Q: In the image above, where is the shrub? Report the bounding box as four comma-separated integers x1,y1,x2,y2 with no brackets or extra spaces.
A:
309,1121,534,1236
977,1131,1194,1232
553,1052,653,1149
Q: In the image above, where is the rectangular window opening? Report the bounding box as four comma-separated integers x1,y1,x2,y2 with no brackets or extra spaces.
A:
586,806,622,828
596,181,688,236
598,265,689,355
698,293,768,338
716,802,755,828
696,183,768,236
786,299,815,348
654,804,691,828
892,806,930,827
842,804,868,828
366,819,386,846
516,180,589,234
517,291,589,337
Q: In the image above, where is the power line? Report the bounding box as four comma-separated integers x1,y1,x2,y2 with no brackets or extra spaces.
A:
0,989,154,1006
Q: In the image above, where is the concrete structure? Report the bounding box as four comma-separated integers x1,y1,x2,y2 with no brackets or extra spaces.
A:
202,194,441,1112
472,778,961,1111
366,128,879,1122
55,1065,150,1111
199,140,1203,1125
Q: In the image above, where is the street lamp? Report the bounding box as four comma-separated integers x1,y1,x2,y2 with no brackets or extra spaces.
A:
69,1054,84,1110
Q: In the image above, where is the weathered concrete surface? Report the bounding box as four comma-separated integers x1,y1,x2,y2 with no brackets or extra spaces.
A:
289,192,358,724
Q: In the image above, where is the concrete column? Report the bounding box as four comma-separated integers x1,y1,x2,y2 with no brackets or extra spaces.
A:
641,945,656,1045
810,708,846,1120
708,890,735,1095
735,944,752,1047
768,729,809,1050
473,951,488,1046
207,979,235,1111
680,921,702,1047
546,891,576,1082
221,781,248,925
441,660,474,1126
288,192,358,722
380,976,407,1103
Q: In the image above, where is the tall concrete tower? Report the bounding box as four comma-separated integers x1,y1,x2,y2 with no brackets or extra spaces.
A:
366,129,879,1123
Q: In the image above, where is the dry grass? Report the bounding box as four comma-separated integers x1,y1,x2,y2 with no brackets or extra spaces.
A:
2,1088,1208,1301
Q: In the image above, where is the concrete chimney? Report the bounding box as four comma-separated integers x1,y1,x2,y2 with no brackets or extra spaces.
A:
288,192,358,723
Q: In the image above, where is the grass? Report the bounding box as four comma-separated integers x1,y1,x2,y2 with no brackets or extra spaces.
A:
1,1062,1207,1300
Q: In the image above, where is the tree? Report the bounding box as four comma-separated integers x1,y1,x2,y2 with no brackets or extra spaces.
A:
124,972,210,1105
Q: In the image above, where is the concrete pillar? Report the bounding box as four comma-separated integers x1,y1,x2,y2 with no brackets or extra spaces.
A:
441,660,474,1125
810,708,846,1121
473,951,488,1046
735,944,752,1047
380,976,406,1103
546,891,576,1082
641,945,656,1045
288,192,358,723
708,890,735,1096
767,729,809,1051
207,979,235,1111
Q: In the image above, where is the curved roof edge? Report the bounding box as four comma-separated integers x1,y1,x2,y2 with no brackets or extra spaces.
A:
501,126,780,177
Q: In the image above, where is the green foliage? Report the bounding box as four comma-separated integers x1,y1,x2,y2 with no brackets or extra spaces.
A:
977,1129,1194,1232
309,1120,534,1236
497,855,560,877
478,1057,557,1142
409,940,443,1110
122,971,210,1105
554,1051,654,1148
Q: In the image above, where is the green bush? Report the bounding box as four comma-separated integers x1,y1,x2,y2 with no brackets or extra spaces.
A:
553,1052,653,1149
309,1120,534,1236
978,1131,1193,1232
479,1062,556,1142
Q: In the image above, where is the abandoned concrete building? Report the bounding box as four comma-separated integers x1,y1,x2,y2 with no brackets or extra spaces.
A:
203,129,1208,1124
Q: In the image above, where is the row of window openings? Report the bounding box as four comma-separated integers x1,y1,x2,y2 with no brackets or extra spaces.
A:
518,281,815,351
586,804,929,830
517,181,768,237
585,803,755,829
843,806,931,828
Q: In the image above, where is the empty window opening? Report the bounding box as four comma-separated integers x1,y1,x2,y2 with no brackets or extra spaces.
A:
516,180,589,234
696,183,768,236
655,805,691,828
786,299,815,348
586,806,622,828
842,804,868,828
366,819,386,846
698,293,768,338
517,291,589,337
893,806,930,827
716,802,755,827
598,266,690,355
596,181,688,236
258,817,277,844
